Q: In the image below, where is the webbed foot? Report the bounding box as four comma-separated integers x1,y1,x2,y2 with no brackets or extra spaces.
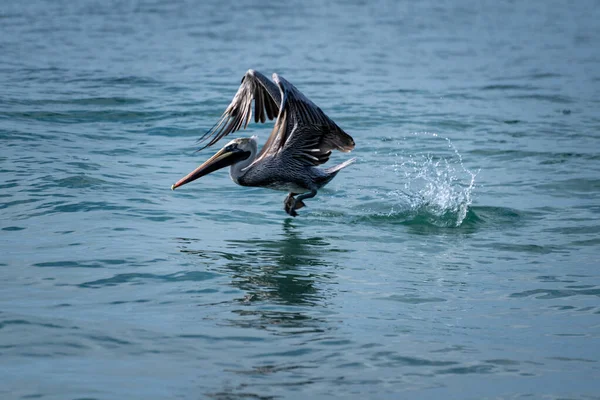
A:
294,200,306,210
283,192,312,217
284,193,298,217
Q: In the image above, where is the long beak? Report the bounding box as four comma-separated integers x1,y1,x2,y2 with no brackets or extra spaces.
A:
171,148,247,190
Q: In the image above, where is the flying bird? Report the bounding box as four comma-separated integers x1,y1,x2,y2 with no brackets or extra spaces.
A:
171,70,355,217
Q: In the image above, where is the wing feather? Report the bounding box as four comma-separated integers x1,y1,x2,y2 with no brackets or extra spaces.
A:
197,69,281,150
261,74,355,167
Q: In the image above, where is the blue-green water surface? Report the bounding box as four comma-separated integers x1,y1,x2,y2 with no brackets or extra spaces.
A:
1,1,600,399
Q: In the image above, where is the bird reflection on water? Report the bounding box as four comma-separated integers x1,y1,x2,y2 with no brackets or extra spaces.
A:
177,220,346,332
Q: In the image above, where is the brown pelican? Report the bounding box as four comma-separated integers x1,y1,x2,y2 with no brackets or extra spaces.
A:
171,70,355,217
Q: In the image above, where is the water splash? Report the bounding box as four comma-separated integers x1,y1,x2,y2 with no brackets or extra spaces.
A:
384,133,478,227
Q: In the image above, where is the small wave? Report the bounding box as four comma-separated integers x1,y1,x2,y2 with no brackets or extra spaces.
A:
0,110,166,124
2,97,146,106
66,75,164,87
56,175,109,189
352,205,481,229
480,84,537,91
508,93,573,104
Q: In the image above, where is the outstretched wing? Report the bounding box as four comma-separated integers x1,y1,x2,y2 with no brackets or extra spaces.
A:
197,69,281,150
256,73,354,166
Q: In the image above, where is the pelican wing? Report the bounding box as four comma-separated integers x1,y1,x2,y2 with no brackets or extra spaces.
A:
197,69,281,149
257,73,354,166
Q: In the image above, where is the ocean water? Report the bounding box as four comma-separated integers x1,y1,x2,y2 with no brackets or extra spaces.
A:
1,0,600,399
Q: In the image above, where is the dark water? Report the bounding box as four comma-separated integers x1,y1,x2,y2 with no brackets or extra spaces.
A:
2,0,600,399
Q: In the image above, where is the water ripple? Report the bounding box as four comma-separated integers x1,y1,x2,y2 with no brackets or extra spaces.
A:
510,288,600,300
78,271,220,288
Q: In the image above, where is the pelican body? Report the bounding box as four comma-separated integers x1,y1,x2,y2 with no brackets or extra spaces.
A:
172,70,355,217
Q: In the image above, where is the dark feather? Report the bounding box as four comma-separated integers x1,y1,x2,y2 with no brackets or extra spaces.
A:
196,69,280,150
254,74,355,167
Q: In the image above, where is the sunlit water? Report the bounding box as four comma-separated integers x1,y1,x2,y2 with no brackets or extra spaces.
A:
2,0,600,399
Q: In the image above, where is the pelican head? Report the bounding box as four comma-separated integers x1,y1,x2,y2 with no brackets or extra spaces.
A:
171,137,257,190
